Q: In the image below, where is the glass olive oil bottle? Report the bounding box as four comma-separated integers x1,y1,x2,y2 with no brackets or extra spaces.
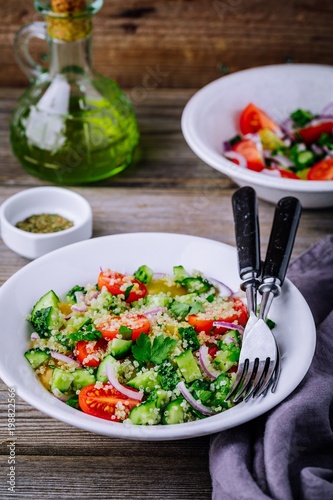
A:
10,0,139,184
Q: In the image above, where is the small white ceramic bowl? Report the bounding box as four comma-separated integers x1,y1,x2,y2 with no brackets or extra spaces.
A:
0,187,93,259
181,64,333,208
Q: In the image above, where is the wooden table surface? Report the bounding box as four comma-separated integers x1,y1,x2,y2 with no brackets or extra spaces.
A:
0,88,332,500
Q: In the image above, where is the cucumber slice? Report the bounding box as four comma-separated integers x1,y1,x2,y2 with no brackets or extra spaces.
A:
163,398,185,424
127,370,160,393
110,338,132,359
96,354,117,383
24,348,50,369
50,368,74,393
129,400,161,425
213,350,238,373
181,277,211,294
31,290,61,336
72,369,96,391
150,388,169,408
145,293,171,308
174,349,201,383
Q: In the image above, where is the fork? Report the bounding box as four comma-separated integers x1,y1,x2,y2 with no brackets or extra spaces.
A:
231,186,261,340
226,192,302,402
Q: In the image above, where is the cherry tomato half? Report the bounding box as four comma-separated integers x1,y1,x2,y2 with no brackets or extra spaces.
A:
296,122,333,144
231,139,265,172
188,299,248,335
240,103,281,135
75,338,108,367
307,157,333,180
98,270,147,303
96,313,151,341
79,383,139,421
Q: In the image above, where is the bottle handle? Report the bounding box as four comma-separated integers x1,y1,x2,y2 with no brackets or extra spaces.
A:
14,22,47,81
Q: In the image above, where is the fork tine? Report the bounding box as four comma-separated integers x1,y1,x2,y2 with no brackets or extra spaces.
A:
225,359,249,401
232,359,259,403
243,359,268,401
252,358,276,398
270,343,281,393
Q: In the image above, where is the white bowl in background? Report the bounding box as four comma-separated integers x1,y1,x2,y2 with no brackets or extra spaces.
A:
181,64,333,208
0,186,93,259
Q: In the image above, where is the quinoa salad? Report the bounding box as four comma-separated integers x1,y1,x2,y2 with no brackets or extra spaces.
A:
24,265,248,425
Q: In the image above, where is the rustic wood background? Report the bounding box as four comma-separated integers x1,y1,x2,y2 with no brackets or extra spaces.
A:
1,0,333,89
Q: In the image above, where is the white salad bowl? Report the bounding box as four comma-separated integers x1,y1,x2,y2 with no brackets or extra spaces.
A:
181,64,333,208
0,233,316,440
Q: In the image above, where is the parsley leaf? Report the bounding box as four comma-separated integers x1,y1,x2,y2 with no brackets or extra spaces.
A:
31,307,52,337
157,360,180,390
131,334,151,364
189,301,205,315
132,333,178,365
290,109,314,128
68,319,102,342
124,284,134,301
178,326,200,351
169,301,190,319
151,336,178,364
119,325,133,340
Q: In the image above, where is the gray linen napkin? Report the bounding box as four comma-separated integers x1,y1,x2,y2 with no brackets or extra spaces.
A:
210,235,333,500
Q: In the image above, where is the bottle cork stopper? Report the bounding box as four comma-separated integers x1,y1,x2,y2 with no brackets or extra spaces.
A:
48,0,91,42
51,0,86,14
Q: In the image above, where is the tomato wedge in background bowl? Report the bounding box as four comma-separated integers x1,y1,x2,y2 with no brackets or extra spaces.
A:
240,103,282,135
230,139,265,172
307,158,333,180
296,122,333,144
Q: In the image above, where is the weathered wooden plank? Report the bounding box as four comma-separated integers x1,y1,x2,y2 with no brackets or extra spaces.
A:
0,0,333,88
1,185,332,286
0,454,212,499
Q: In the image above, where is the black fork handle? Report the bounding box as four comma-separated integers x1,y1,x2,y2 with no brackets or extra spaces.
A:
262,196,302,285
232,186,261,280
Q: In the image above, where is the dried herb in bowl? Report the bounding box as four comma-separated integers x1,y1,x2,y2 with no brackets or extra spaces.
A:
16,214,73,234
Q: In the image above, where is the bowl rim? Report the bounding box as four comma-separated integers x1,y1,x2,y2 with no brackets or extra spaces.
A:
181,63,333,193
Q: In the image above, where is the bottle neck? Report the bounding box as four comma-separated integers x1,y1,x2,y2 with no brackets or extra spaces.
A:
48,35,93,79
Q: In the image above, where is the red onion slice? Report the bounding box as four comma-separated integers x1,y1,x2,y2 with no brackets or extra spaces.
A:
144,308,166,316
212,321,244,334
224,151,247,169
207,277,233,297
71,303,88,313
52,388,71,402
106,364,143,401
199,346,220,380
31,332,40,341
261,168,282,177
243,132,264,153
50,351,81,368
177,382,215,416
88,291,100,301
74,291,85,303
